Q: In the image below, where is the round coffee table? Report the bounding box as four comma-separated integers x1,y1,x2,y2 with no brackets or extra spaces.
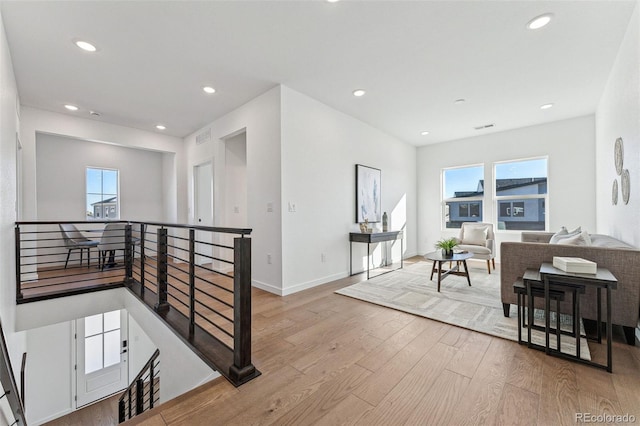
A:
424,251,474,292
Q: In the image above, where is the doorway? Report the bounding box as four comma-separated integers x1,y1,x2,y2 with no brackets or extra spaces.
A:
75,309,128,408
194,161,214,265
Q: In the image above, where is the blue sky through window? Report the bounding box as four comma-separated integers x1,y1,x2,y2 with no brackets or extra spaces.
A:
443,166,483,198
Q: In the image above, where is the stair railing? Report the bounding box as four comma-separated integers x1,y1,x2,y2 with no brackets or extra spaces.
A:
118,348,160,423
0,321,27,425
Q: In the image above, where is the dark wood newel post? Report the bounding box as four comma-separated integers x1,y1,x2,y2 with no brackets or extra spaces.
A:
229,236,256,384
125,224,133,283
155,227,169,313
15,225,23,301
189,229,195,336
139,223,146,297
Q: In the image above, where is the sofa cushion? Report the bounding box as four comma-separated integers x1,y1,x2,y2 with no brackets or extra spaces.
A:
549,226,581,244
556,230,591,246
590,234,634,249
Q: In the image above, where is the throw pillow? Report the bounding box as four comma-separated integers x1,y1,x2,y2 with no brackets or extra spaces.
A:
557,230,592,246
549,226,582,244
462,226,488,246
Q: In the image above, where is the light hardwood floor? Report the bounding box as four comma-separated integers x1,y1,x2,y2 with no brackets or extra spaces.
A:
57,258,640,425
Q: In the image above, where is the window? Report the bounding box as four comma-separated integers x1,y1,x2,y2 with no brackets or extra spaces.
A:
442,165,484,229
86,168,119,220
495,158,547,230
84,310,121,374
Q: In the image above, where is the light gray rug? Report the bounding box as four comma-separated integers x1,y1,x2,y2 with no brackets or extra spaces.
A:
336,261,591,360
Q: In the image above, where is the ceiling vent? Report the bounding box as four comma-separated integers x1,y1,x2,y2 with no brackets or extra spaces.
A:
474,123,495,130
196,128,211,145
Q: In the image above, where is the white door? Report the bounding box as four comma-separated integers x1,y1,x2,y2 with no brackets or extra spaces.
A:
194,162,214,265
76,309,128,407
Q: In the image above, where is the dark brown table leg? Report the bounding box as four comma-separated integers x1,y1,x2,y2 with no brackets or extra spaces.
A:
437,261,442,292
430,261,436,280
462,260,471,286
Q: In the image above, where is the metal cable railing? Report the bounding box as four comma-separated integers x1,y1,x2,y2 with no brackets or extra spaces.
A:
15,220,257,386
118,349,160,423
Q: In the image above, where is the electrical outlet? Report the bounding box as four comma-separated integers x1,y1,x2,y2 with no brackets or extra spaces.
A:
234,206,239,213
267,202,273,212
321,253,326,263
267,254,272,264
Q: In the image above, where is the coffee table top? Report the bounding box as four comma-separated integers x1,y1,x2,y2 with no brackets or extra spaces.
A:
424,251,474,262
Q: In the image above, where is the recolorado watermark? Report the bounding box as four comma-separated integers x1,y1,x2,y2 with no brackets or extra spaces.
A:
575,413,636,423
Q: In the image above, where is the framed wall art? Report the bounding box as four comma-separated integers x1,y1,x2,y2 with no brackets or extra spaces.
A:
355,164,381,223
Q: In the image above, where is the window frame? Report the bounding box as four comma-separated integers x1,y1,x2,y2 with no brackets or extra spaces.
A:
493,156,549,232
441,163,485,230
86,167,120,221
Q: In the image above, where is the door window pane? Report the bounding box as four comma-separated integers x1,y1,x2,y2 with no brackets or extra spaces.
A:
85,314,103,337
103,330,121,368
104,310,120,332
85,335,103,374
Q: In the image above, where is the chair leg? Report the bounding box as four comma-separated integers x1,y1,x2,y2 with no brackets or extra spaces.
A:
87,248,91,268
80,249,83,267
486,260,491,274
64,250,71,269
492,258,496,270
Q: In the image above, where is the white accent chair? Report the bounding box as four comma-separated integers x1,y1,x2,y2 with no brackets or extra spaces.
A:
455,222,496,274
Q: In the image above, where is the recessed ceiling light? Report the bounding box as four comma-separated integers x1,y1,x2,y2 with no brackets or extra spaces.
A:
353,89,366,97
540,103,554,110
421,131,430,136
203,86,216,94
74,40,97,52
156,125,166,130
64,104,79,111
527,13,553,30
89,110,101,117
327,0,340,3
454,99,466,105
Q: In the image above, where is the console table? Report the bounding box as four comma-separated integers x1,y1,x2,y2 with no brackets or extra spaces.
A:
349,231,403,279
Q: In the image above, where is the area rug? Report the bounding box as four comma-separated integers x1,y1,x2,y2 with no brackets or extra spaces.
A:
336,261,591,360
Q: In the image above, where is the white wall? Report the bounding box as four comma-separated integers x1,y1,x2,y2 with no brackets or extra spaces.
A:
596,2,640,246
184,87,282,293
0,9,27,397
24,322,73,425
224,132,247,229
17,288,218,424
35,133,165,222
127,314,156,382
417,115,597,260
280,86,417,295
20,107,187,224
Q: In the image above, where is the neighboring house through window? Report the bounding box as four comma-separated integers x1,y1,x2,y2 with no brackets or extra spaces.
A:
86,167,119,220
442,165,484,229
441,157,548,231
494,157,547,230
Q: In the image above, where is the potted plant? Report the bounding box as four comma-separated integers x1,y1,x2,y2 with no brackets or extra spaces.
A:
435,237,458,257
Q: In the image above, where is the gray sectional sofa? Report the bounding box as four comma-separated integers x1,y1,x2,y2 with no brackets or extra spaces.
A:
501,232,640,345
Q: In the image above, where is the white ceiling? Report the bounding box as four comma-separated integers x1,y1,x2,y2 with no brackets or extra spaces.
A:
0,1,635,145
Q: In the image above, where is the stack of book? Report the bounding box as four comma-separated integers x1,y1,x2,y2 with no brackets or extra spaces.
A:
552,256,597,274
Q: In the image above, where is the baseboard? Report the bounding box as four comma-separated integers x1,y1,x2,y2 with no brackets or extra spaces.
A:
253,254,415,297
252,280,283,296
30,407,73,426
281,271,349,296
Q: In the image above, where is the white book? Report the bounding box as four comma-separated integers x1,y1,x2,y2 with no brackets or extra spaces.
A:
552,256,597,274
